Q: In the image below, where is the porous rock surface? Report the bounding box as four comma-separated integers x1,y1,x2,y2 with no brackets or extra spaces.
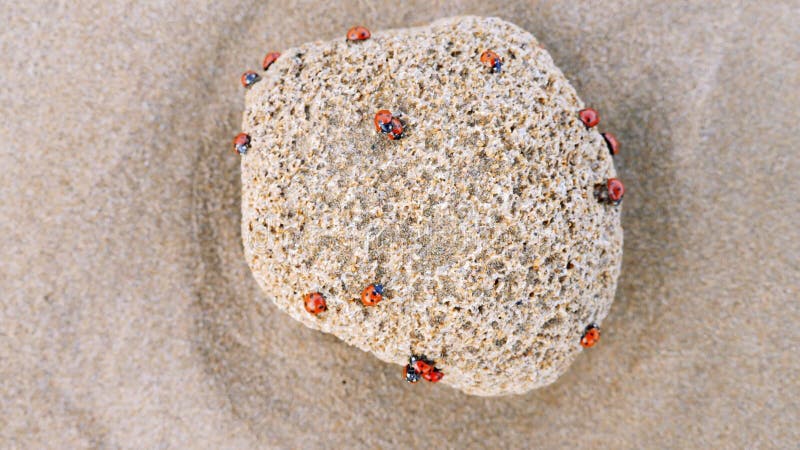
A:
240,16,622,396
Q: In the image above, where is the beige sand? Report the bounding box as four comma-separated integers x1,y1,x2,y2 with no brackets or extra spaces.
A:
1,1,797,448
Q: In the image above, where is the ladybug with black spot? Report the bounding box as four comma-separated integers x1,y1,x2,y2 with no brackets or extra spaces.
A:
595,178,625,205
303,292,327,315
346,26,371,41
581,323,600,348
579,108,600,128
374,110,393,133
480,50,503,72
361,283,384,306
232,133,250,155
606,178,625,205
404,355,444,384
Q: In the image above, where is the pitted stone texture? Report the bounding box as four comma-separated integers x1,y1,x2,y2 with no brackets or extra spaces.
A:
240,16,622,396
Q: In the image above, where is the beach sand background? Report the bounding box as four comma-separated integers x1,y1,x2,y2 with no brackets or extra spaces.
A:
1,1,798,448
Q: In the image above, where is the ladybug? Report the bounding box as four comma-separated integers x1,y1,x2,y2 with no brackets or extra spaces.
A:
602,132,620,156
241,70,260,88
607,178,625,204
422,369,444,383
346,26,371,41
480,50,503,72
404,364,421,383
579,108,600,128
232,133,251,155
387,117,403,140
580,323,600,348
374,109,394,133
303,292,327,315
361,283,384,306
262,52,281,71
407,355,442,383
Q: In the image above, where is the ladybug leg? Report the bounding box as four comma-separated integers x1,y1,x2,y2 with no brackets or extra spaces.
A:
594,183,608,203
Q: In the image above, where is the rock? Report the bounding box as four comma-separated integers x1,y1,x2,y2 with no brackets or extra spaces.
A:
240,16,623,396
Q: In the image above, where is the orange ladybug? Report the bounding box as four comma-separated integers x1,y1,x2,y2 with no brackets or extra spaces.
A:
374,109,393,133
361,283,384,306
602,132,620,156
387,117,403,140
580,323,600,348
232,133,250,155
262,51,281,71
241,70,260,88
346,26,371,41
579,108,600,128
303,292,327,315
480,50,503,72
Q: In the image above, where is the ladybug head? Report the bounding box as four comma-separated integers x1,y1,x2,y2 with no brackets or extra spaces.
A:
404,364,420,383
491,59,503,73
241,71,260,88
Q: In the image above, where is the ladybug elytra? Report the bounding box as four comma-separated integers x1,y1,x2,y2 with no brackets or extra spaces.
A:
346,26,371,41
579,108,600,128
607,178,625,204
303,292,327,315
361,283,384,306
602,132,620,156
413,359,433,375
262,52,281,71
581,323,600,348
422,369,444,383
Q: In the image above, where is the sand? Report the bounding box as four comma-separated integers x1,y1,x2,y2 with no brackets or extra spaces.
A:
1,1,798,448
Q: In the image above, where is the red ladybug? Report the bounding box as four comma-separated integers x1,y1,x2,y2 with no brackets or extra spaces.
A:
579,108,600,128
262,52,281,71
581,323,600,348
602,132,620,156
241,70,260,88
232,133,250,155
361,283,384,306
422,369,444,383
387,117,403,140
374,109,393,133
607,178,625,204
406,355,442,383
404,364,421,383
480,50,503,72
346,26,371,41
303,292,327,315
